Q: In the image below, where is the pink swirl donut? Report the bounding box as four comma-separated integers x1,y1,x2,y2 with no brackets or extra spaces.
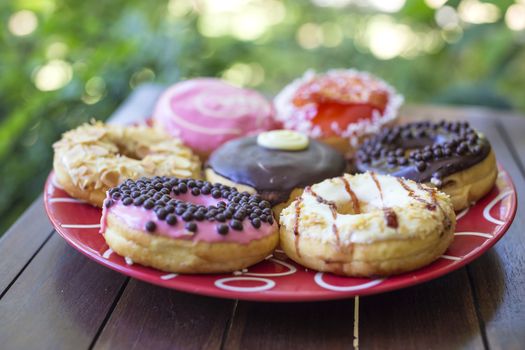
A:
152,78,278,157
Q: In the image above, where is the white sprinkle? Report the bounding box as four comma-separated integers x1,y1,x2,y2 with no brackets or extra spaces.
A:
233,271,243,276
61,224,101,229
160,273,178,280
102,248,113,259
125,257,134,265
441,255,461,261
49,197,87,204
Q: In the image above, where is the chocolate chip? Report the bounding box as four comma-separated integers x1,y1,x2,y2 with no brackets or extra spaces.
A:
215,213,226,222
145,221,156,232
217,224,229,235
229,219,243,231
104,199,113,208
182,212,193,221
166,214,177,225
251,218,261,228
122,197,132,206
194,211,205,221
178,183,187,193
185,222,197,232
211,190,221,199
259,201,271,209
156,208,167,220
422,151,433,161
133,197,144,207
457,144,468,155
111,192,122,200
191,187,200,196
416,161,427,172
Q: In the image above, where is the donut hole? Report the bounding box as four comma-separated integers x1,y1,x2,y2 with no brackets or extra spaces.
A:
114,141,143,161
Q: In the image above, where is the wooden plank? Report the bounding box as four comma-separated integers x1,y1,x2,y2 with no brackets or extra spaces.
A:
93,280,233,350
402,105,525,349
0,234,127,350
465,115,525,350
0,196,54,295
0,84,164,297
223,298,355,350
360,269,484,349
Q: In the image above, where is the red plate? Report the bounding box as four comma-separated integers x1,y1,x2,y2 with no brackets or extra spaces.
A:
44,167,516,302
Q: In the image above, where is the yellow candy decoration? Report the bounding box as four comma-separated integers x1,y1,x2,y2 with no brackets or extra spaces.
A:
257,130,309,151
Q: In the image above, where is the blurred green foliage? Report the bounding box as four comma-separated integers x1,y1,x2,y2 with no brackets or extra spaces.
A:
1,0,525,233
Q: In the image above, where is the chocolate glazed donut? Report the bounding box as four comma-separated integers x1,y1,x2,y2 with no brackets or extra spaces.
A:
355,120,497,211
207,135,347,205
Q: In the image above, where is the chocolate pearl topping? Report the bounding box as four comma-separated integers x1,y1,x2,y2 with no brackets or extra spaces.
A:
105,176,274,234
356,120,491,185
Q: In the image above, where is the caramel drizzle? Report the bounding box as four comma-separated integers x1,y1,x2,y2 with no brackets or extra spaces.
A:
415,183,450,231
370,172,383,202
370,172,399,229
416,183,440,211
308,187,341,246
293,197,303,257
341,176,361,214
396,178,436,211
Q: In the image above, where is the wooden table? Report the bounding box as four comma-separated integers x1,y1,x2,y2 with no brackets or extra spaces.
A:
1,84,524,350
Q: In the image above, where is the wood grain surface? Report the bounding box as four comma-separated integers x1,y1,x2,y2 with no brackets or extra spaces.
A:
0,86,524,350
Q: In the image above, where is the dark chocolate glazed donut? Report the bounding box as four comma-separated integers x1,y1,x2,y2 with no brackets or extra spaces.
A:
355,120,491,186
207,136,347,204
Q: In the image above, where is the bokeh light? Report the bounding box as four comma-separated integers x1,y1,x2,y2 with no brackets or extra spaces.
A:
458,0,500,24
33,60,73,91
296,23,324,49
222,62,265,87
505,4,525,31
46,42,68,59
129,68,156,88
197,0,285,41
364,16,417,60
425,0,448,9
8,10,38,36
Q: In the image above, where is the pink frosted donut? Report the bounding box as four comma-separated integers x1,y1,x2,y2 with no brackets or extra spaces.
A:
152,78,277,157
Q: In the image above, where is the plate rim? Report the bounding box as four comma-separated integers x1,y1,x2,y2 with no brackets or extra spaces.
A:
44,166,517,302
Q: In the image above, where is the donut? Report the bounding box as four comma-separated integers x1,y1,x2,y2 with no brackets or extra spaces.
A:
274,69,403,155
152,78,278,159
206,130,348,215
101,177,279,273
279,173,456,277
53,121,201,207
355,120,497,211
